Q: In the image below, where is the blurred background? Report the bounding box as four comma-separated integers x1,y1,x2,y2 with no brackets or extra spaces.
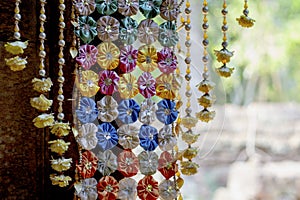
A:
177,0,300,199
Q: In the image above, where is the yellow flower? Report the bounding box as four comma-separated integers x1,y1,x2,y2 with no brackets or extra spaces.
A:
77,70,100,97
197,94,215,108
180,161,199,176
48,139,70,155
181,116,198,129
181,130,200,145
50,121,71,137
216,65,234,78
236,15,255,28
50,158,72,172
118,73,139,99
5,56,27,71
30,94,53,111
32,77,53,93
156,73,179,100
32,113,55,128
214,48,234,64
50,174,72,187
97,42,120,70
4,40,28,55
183,147,198,160
137,45,158,72
196,109,216,123
197,79,215,93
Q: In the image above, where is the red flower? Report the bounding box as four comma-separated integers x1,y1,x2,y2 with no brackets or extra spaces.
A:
76,44,98,70
119,45,138,73
137,176,159,200
157,47,177,74
97,176,119,200
76,150,98,179
98,70,119,95
137,72,156,98
117,150,139,177
158,151,178,180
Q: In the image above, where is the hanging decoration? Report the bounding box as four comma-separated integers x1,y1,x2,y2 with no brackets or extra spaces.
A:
236,0,255,28
214,0,234,78
4,0,28,71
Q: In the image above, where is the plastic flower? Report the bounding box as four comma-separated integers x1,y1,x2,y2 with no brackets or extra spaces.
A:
139,125,158,151
197,79,215,93
5,56,27,71
158,180,177,200
137,19,159,44
76,150,98,179
180,160,199,176
97,16,120,42
181,129,200,145
97,95,118,122
119,17,138,45
216,64,234,78
75,16,97,44
96,122,118,151
48,139,70,155
160,0,179,21
77,70,100,97
74,0,96,15
158,21,178,47
50,174,72,187
118,73,139,99
157,47,177,74
96,0,118,15
181,116,198,129
138,151,158,175
76,178,98,200
5,40,28,55
196,109,216,123
137,175,159,200
117,99,140,124
138,72,156,98
119,45,138,73
236,15,255,28
156,99,178,125
50,157,72,172
76,44,98,70
117,150,139,177
198,93,215,108
32,77,53,93
97,176,119,200
158,151,177,180
117,124,140,149
118,0,139,16
183,147,198,160
158,125,176,151
77,123,98,150
137,45,158,72
214,48,234,64
96,42,120,70
156,73,179,100
32,113,54,128
97,150,117,176
139,0,162,18
139,98,157,125
76,97,98,124
50,121,70,137
118,178,137,200
98,70,119,95
30,94,53,111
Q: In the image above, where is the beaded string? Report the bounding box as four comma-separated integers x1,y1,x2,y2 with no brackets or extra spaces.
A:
196,0,216,123
214,0,234,78
236,0,255,28
13,0,22,40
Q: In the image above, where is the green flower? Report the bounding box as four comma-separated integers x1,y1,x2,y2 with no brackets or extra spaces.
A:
119,17,138,45
75,16,97,44
96,0,118,15
139,0,162,19
158,21,178,47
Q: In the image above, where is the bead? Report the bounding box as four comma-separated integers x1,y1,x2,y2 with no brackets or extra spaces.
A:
202,72,209,79
39,69,46,77
57,94,64,101
185,57,191,64
202,56,208,63
39,50,46,58
222,25,228,31
202,23,209,29
202,39,209,46
39,32,46,39
185,74,191,81
222,9,228,15
185,91,192,97
58,58,65,65
59,4,66,11
58,40,65,47
222,41,228,48
14,13,21,21
39,14,46,21
59,22,65,29
14,32,21,39
185,24,191,31
185,107,192,114
243,9,249,16
185,41,191,47
202,6,208,13
57,113,65,120
185,8,191,14
58,76,65,83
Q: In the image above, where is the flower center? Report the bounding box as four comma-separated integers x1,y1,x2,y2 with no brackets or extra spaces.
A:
166,162,172,170
128,55,133,62
165,83,171,90
85,161,92,170
87,80,94,87
104,78,112,86
146,56,152,63
105,185,113,192
145,80,152,87
126,109,133,115
105,25,112,33
125,157,133,165
106,52,113,60
83,24,90,31
164,108,171,115
148,134,153,140
104,132,111,140
145,27,153,35
165,57,172,65
167,186,173,193
125,0,132,6
126,83,133,90
85,106,92,114
146,184,153,192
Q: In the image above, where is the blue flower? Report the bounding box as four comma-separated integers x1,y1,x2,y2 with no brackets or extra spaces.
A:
76,97,98,124
156,99,178,125
139,125,158,151
118,99,140,124
96,122,118,151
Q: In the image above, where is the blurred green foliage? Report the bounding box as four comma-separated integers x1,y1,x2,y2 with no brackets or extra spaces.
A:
202,0,300,104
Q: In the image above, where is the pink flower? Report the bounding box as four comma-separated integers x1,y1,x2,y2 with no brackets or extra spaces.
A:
119,45,138,73
98,70,119,95
137,72,156,98
76,44,98,70
157,47,177,74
